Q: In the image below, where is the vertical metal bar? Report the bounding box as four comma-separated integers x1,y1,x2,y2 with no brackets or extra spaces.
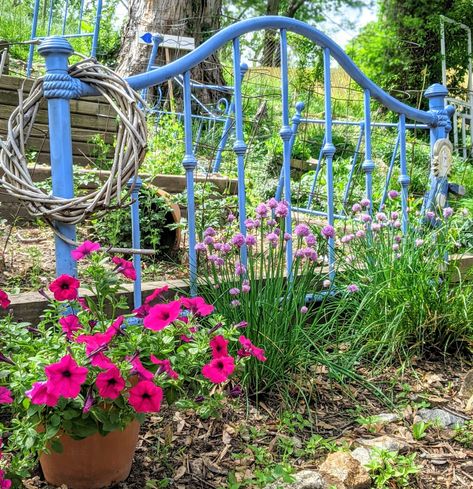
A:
279,29,293,275
323,48,336,281
38,38,77,277
212,63,248,173
91,0,103,58
141,34,162,104
232,37,248,266
462,115,467,159
453,109,458,153
62,0,69,35
362,89,374,214
379,131,400,211
342,123,364,210
128,177,142,309
275,101,304,202
182,71,198,295
47,0,54,36
27,0,41,78
440,16,447,87
307,136,325,209
78,0,85,34
398,114,409,233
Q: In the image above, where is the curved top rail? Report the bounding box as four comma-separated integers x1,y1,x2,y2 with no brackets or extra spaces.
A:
127,16,437,125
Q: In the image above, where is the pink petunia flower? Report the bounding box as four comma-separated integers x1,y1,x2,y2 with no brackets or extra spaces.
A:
44,354,88,399
128,381,163,413
202,356,235,383
209,335,229,359
49,275,80,302
144,300,181,331
96,367,125,399
145,285,169,305
237,336,267,362
112,256,137,280
180,297,214,317
0,290,10,310
71,241,101,261
150,355,178,379
128,356,154,381
59,314,82,340
0,387,13,404
26,381,58,407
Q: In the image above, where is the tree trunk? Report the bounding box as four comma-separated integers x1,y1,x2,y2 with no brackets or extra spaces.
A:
116,0,224,102
261,0,281,67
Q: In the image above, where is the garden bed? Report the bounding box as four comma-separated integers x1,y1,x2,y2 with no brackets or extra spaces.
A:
22,358,473,489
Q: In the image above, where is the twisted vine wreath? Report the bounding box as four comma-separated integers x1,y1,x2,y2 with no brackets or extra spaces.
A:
0,59,147,230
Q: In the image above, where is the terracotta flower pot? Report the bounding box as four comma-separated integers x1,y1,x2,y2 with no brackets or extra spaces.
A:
39,419,140,489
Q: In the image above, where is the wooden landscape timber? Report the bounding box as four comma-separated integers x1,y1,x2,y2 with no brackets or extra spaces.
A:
5,253,473,324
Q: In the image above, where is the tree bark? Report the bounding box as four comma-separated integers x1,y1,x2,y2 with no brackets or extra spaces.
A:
261,0,281,67
116,0,224,100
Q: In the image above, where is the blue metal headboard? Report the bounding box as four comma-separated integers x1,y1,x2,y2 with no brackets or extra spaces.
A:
35,16,455,298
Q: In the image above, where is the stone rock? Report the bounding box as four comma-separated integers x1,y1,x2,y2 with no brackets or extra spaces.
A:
461,369,473,399
373,413,399,424
416,408,466,428
265,470,326,489
319,452,371,489
356,435,409,453
351,447,372,467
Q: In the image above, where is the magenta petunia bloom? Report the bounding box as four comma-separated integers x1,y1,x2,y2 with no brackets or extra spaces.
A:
202,356,235,383
96,367,125,399
144,285,169,305
112,256,136,281
45,355,88,399
0,387,13,404
238,335,267,362
321,225,336,239
128,356,154,381
0,290,10,310
26,381,59,406
77,296,91,311
59,314,82,340
128,381,163,413
71,240,101,261
144,300,181,331
180,297,214,317
49,274,80,302
150,355,178,379
209,335,229,359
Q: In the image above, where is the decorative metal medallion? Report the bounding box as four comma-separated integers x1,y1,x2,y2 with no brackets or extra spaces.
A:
432,138,453,178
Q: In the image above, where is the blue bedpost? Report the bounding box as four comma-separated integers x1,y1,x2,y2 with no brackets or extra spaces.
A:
423,84,455,214
128,177,142,309
38,37,79,277
26,0,41,77
398,114,409,233
141,34,163,104
91,0,103,58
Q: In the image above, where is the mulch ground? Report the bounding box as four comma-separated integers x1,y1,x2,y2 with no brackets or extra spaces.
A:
23,357,473,489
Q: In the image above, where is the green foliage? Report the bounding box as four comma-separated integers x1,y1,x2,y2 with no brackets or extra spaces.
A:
91,184,174,258
411,420,431,440
349,0,473,104
453,420,473,448
367,449,420,488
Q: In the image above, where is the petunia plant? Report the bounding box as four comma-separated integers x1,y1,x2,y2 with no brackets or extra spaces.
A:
0,243,264,482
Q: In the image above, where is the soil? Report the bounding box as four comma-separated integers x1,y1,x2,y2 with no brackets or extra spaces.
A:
22,357,473,489
0,224,187,294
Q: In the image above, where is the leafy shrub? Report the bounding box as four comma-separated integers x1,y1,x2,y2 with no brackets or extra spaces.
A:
91,184,176,258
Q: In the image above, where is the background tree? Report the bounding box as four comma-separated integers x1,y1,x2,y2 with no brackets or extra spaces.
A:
116,0,225,91
348,0,473,105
